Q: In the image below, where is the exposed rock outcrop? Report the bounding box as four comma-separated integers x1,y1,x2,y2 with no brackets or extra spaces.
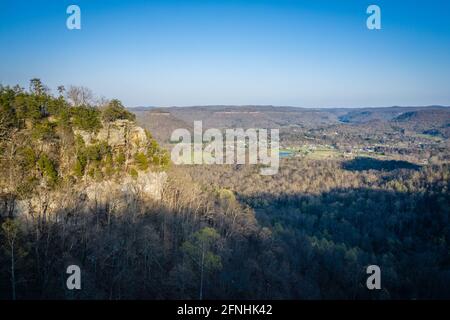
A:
85,171,167,202
11,120,167,217
13,169,167,218
74,119,149,154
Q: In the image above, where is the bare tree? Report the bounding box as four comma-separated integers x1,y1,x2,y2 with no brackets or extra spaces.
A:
66,85,94,107
96,96,110,109
2,219,19,300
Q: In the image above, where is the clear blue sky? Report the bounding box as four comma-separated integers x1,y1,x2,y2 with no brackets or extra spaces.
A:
1,0,449,107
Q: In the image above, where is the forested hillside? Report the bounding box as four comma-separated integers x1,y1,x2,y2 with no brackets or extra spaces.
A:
1,81,449,299
183,160,450,298
0,79,169,196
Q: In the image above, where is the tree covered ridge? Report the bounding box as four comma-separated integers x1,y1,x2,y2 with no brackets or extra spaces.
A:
0,80,449,300
0,79,169,197
182,160,450,298
1,158,448,299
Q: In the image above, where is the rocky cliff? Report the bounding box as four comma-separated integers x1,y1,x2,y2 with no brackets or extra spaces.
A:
1,84,170,219
11,119,168,217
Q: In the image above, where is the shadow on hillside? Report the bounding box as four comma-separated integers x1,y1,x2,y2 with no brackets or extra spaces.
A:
342,157,421,172
238,183,449,299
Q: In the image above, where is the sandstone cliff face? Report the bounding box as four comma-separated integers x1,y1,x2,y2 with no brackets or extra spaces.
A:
13,120,167,217
84,171,167,202
74,119,149,155
75,119,167,199
13,171,167,217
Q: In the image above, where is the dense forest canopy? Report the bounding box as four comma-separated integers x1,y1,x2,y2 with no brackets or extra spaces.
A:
0,80,449,299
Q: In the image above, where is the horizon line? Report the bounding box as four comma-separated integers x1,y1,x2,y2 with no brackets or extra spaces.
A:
129,104,450,110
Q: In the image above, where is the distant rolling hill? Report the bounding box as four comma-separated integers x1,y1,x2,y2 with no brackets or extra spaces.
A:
132,109,192,144
337,106,449,123
392,108,450,138
131,105,450,142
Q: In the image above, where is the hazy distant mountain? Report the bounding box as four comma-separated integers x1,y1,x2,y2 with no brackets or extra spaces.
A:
127,106,159,111
133,109,193,143
132,105,450,142
338,106,449,124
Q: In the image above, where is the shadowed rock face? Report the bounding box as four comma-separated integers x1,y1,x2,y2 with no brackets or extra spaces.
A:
86,171,167,202
13,171,167,217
